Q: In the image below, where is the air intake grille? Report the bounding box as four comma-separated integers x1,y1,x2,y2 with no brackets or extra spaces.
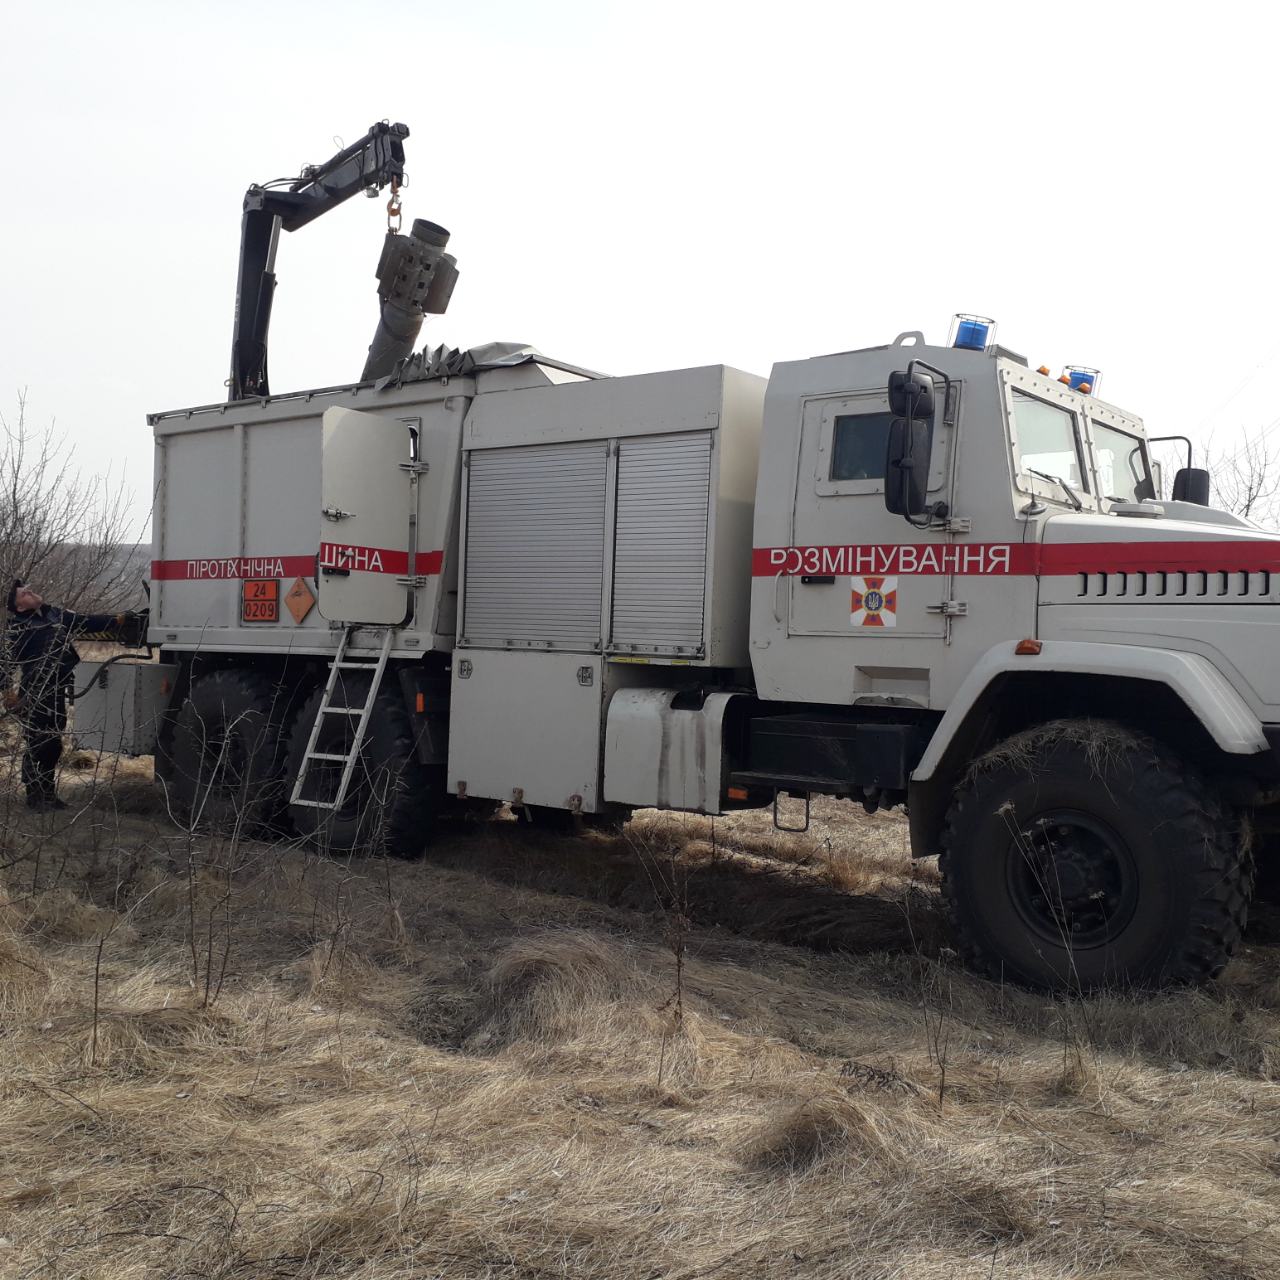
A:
1076,570,1274,600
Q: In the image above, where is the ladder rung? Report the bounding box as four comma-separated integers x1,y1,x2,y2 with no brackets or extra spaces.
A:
289,624,395,813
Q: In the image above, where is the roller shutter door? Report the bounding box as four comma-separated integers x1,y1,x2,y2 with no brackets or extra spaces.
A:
611,433,711,653
463,442,607,648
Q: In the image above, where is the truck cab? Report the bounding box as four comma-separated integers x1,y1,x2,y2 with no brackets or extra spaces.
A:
752,332,1166,712
740,324,1276,991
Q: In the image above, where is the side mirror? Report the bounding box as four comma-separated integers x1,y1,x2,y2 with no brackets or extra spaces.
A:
888,369,935,419
1171,466,1210,506
885,418,932,517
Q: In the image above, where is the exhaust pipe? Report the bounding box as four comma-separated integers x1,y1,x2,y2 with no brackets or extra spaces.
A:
361,218,459,382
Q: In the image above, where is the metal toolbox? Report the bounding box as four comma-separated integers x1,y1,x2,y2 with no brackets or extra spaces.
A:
71,661,179,757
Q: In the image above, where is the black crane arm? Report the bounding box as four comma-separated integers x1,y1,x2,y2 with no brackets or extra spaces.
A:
228,121,409,401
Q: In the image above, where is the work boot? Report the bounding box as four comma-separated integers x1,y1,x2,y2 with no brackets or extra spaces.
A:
26,793,67,812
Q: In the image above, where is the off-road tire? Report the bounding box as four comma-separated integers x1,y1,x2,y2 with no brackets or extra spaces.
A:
285,673,437,858
939,720,1252,991
167,669,290,834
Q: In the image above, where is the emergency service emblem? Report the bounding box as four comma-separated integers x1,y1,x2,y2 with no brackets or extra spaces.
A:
850,575,897,627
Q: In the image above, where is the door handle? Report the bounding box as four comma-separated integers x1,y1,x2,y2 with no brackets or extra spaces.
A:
772,570,785,623
800,575,836,585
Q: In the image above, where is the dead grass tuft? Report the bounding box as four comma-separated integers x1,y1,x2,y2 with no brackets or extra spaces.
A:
743,1091,899,1172
970,715,1139,779
19,887,134,944
84,1003,235,1066
0,930,48,1007
476,929,644,1049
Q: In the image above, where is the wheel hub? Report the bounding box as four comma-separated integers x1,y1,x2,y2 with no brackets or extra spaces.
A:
1008,810,1137,948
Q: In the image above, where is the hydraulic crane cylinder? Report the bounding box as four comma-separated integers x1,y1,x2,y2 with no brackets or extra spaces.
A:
361,218,459,383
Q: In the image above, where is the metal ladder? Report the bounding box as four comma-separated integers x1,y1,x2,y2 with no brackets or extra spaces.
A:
289,626,394,811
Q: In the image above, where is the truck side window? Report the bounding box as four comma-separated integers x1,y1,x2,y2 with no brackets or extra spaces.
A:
1091,421,1152,502
830,411,899,481
1010,391,1089,491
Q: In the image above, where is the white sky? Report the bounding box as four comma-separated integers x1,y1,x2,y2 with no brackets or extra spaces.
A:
3,0,1277,535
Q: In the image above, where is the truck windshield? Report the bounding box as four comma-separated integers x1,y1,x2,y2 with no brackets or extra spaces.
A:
1091,421,1153,502
1010,391,1089,493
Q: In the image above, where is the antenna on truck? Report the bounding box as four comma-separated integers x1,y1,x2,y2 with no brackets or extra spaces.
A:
228,121,411,401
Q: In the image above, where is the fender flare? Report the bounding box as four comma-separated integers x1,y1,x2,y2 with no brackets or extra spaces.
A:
913,639,1268,782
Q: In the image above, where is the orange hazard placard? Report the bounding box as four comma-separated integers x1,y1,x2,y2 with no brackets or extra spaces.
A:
241,579,280,623
285,577,316,624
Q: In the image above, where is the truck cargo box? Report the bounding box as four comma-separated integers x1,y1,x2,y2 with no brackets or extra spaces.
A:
148,358,594,660
458,364,765,666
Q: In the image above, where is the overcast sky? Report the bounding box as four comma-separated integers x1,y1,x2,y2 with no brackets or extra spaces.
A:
3,0,1276,536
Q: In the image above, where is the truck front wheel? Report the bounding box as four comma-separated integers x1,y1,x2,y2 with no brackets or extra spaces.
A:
940,720,1251,990
284,675,437,858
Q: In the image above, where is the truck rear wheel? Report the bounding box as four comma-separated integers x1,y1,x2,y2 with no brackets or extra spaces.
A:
940,721,1251,991
284,674,436,858
167,669,289,834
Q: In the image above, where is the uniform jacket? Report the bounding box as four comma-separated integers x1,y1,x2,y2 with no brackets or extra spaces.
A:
2,606,128,718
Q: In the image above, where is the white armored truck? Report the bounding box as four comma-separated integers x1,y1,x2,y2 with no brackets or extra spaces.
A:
93,124,1280,990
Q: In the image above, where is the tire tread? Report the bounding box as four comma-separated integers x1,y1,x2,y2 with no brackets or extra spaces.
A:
939,720,1251,989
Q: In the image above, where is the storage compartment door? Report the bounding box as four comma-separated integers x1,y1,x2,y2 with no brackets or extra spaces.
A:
461,442,607,649
610,432,711,656
448,651,604,811
318,407,413,625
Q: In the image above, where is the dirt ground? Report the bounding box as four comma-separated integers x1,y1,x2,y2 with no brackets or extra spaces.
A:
1,753,1279,1279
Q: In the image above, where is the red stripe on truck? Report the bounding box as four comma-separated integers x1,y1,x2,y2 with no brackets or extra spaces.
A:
753,544,1034,576
151,549,443,581
753,540,1280,578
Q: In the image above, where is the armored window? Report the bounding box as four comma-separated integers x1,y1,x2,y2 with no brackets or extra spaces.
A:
830,411,898,481
1091,421,1153,502
1010,391,1089,492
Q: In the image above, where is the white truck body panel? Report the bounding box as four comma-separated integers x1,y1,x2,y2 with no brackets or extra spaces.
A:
459,364,765,666
1036,512,1280,722
913,640,1269,781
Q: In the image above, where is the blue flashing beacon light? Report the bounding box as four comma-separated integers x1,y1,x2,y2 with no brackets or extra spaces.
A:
1065,365,1101,394
950,313,995,351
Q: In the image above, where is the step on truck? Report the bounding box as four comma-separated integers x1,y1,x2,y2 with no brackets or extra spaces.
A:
80,122,1279,991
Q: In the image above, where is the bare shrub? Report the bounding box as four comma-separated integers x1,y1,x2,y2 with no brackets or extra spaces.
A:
0,390,139,611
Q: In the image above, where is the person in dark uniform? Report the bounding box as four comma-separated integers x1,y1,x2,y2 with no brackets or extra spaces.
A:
2,580,146,810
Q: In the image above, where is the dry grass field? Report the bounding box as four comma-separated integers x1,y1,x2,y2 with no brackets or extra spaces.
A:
2,748,1280,1279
